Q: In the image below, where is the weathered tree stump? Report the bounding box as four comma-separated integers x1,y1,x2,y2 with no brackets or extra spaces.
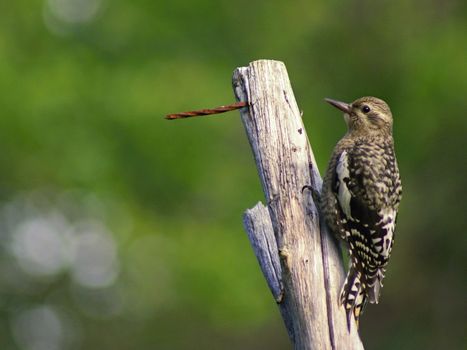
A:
233,60,364,350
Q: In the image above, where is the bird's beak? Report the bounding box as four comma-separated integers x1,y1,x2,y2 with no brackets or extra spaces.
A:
324,98,351,114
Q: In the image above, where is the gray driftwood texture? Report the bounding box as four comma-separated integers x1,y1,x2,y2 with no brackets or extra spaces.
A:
233,60,364,350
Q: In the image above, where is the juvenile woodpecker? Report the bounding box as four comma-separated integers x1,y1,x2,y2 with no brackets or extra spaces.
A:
320,96,402,330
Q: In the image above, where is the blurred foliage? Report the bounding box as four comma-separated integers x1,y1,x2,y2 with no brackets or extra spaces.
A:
0,0,465,349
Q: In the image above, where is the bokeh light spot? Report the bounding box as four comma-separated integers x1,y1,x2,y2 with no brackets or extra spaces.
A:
47,0,103,24
10,214,72,277
11,306,63,350
70,222,119,288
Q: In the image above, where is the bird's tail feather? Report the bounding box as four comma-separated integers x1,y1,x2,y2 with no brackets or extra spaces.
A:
366,266,385,304
340,265,368,331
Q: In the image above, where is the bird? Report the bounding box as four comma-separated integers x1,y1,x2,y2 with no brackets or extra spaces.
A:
320,96,402,330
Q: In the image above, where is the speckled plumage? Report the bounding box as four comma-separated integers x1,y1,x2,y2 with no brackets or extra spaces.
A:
321,97,402,330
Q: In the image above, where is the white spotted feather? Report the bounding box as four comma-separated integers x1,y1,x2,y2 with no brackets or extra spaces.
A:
336,151,353,220
377,207,397,258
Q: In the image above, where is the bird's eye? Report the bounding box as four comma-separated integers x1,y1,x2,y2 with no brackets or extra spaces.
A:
362,105,371,113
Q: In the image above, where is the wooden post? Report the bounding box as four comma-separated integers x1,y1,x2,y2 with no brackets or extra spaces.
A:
233,60,364,349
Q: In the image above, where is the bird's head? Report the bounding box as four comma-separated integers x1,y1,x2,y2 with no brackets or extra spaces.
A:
325,96,393,136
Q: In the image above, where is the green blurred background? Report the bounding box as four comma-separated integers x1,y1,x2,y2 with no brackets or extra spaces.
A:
0,0,466,349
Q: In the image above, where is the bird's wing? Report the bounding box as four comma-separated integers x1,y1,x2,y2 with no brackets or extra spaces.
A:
334,149,398,304
334,150,397,264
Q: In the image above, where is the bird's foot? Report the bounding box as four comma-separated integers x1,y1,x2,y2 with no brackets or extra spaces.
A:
301,185,321,204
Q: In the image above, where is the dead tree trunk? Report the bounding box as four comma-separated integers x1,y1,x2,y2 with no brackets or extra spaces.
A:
233,60,364,350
